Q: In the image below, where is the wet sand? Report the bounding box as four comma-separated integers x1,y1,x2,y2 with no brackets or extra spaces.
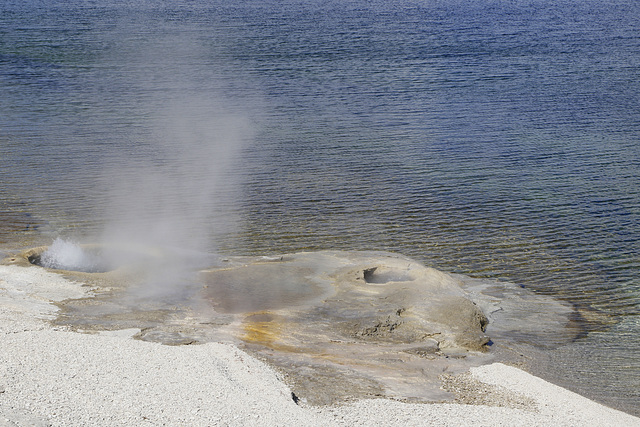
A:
1,263,639,426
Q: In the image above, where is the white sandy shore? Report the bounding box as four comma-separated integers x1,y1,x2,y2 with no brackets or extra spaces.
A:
1,265,639,426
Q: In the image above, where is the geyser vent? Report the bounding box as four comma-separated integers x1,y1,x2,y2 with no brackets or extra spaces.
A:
27,240,115,273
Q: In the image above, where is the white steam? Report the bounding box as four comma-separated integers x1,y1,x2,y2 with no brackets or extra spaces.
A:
101,104,249,254
94,24,255,298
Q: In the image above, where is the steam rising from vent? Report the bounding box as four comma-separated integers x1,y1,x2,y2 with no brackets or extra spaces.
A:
93,27,254,297
101,105,249,254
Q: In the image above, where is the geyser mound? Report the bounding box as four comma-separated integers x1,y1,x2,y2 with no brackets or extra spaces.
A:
196,251,493,404
206,251,491,353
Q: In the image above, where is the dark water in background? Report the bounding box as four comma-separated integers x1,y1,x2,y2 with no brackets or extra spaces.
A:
1,0,639,414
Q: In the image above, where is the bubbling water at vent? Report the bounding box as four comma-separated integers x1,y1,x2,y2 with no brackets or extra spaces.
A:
34,239,111,273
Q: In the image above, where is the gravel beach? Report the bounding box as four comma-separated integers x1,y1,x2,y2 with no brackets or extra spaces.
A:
1,264,638,427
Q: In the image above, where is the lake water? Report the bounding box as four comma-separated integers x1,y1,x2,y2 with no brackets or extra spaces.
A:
1,0,639,415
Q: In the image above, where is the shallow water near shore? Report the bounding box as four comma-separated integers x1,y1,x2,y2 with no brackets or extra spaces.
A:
1,0,639,416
